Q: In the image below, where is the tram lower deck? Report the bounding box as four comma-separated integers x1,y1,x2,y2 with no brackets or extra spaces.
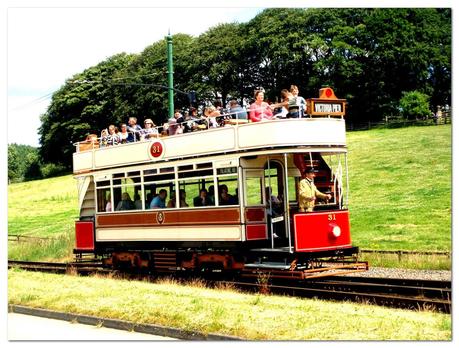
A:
74,147,365,276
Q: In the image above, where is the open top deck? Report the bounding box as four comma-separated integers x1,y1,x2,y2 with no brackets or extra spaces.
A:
73,118,347,174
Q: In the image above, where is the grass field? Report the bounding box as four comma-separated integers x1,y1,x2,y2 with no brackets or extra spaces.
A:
8,269,451,340
7,124,451,263
348,125,451,251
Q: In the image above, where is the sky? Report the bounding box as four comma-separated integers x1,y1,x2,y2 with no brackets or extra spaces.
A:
6,3,266,147
6,0,456,148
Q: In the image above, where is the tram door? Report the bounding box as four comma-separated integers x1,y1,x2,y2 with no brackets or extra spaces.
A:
264,161,288,248
243,161,289,249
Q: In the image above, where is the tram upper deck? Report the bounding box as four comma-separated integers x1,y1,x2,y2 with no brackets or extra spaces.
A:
73,117,347,175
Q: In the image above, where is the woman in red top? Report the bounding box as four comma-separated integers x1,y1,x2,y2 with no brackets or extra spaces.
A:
249,90,274,122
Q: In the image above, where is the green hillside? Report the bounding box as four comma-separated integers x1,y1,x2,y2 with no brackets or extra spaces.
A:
7,125,451,260
348,125,451,251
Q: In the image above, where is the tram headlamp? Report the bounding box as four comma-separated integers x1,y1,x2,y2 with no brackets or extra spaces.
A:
329,224,341,238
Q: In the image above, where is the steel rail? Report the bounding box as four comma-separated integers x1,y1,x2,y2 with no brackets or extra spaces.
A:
8,260,451,313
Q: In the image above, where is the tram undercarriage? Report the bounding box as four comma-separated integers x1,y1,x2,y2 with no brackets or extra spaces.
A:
75,243,367,279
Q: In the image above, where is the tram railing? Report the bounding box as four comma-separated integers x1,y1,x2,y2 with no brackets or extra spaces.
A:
74,109,345,153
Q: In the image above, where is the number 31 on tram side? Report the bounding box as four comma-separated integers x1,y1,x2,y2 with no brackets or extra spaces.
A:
72,88,368,279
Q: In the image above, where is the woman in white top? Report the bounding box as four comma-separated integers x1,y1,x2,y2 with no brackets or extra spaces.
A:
141,118,159,140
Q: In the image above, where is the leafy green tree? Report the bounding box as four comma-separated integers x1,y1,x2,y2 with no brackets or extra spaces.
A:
399,91,431,120
8,144,42,182
8,145,20,182
39,53,135,167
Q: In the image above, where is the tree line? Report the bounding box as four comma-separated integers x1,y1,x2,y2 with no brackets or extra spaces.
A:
31,8,451,172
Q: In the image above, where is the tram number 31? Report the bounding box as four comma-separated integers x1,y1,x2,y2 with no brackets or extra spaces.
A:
150,142,164,158
328,214,336,221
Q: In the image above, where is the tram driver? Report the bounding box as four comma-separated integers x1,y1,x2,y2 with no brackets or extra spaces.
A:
298,168,332,212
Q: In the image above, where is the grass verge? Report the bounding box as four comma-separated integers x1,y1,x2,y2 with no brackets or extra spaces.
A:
360,252,451,270
8,269,451,340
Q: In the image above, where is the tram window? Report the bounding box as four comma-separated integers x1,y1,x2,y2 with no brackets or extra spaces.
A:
178,164,193,171
113,178,142,211
159,167,174,173
264,168,280,200
178,168,213,179
196,162,212,169
96,187,111,212
113,172,125,178
144,182,175,209
288,176,299,203
217,174,239,206
127,171,141,177
144,169,157,175
95,180,110,187
144,172,174,183
246,177,263,206
179,178,215,207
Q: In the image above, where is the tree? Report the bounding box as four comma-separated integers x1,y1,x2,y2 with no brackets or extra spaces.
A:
399,91,431,120
8,145,20,183
38,53,135,167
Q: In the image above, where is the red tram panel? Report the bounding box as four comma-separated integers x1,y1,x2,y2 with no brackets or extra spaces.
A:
293,210,352,252
75,221,95,251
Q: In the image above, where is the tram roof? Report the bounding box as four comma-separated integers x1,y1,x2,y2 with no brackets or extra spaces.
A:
73,118,347,175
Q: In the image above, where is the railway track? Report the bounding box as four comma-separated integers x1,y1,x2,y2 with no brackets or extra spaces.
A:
220,275,451,313
8,260,110,275
8,260,451,313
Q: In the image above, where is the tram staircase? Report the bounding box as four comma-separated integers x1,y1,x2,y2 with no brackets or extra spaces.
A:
300,155,333,194
80,179,96,218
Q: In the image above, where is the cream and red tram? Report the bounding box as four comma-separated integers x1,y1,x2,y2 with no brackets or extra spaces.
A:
73,88,367,278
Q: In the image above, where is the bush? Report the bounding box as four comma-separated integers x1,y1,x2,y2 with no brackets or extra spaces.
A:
399,91,431,120
40,163,68,178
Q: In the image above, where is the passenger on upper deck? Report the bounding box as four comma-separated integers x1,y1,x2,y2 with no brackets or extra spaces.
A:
298,168,332,212
249,90,274,122
229,100,248,120
116,192,135,211
271,89,291,119
127,117,142,142
107,125,120,146
100,129,109,147
290,85,306,118
119,123,129,144
141,118,158,140
168,111,183,136
204,106,220,128
183,111,198,133
150,189,167,209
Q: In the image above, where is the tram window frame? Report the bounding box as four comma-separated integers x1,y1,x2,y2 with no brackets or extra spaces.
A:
96,187,112,212
216,170,239,206
144,180,176,210
178,177,216,208
112,177,143,211
95,180,110,187
178,168,213,179
196,162,212,169
245,177,263,206
144,172,175,183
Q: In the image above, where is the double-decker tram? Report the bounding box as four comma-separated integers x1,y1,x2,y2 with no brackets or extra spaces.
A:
73,88,367,279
